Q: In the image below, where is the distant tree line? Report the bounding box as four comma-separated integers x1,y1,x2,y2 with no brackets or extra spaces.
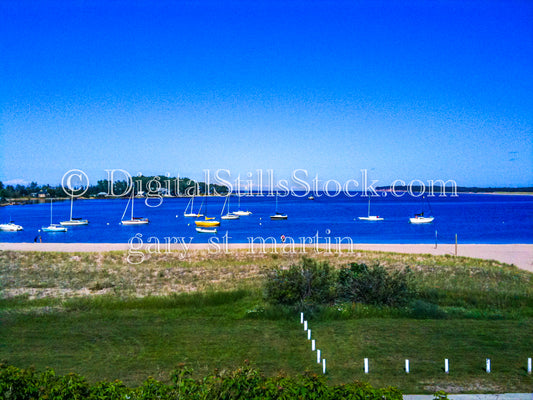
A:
377,185,532,194
0,176,228,201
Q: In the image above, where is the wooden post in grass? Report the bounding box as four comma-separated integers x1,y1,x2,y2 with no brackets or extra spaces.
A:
405,359,410,373
455,234,458,256
364,358,369,373
304,320,307,331
445,358,449,374
312,339,315,351
317,349,321,363
323,359,326,374
307,329,311,340
486,358,491,373
300,312,304,324
528,358,532,374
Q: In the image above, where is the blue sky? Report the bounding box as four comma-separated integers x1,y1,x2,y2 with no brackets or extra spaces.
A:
1,0,532,188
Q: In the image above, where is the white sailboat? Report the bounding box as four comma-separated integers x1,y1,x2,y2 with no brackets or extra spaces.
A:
358,196,384,221
0,221,23,231
233,193,252,216
121,191,149,225
270,192,287,220
184,196,204,217
42,199,67,232
220,195,239,220
195,227,217,233
409,213,434,224
409,196,434,224
60,196,88,226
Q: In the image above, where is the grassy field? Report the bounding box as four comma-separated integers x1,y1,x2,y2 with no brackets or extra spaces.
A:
1,250,532,393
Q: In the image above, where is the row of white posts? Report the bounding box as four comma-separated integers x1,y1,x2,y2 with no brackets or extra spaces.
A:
301,313,532,376
363,357,532,374
301,312,326,374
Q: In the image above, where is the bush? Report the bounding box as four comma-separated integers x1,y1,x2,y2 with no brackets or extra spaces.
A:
0,363,404,400
264,257,336,306
337,263,413,307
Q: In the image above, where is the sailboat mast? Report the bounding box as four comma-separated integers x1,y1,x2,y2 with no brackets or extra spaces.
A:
131,191,134,220
367,196,370,217
70,195,73,220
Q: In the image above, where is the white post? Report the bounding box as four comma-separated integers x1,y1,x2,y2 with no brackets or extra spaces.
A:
364,358,369,373
323,358,326,374
528,358,532,374
486,358,491,373
308,329,311,340
300,312,304,324
304,320,308,331
317,349,321,364
405,359,410,373
444,359,449,374
312,339,315,351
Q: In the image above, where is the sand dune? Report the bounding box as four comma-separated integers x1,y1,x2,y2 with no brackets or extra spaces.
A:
1,242,531,272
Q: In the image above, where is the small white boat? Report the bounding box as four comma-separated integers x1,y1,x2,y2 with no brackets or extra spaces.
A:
0,222,24,231
270,192,287,220
184,196,204,217
220,196,240,220
42,199,68,232
195,226,217,234
409,196,435,224
308,195,315,200
60,218,89,226
233,193,252,215
270,212,288,220
358,196,384,221
233,210,252,216
409,214,434,224
60,195,88,226
42,224,67,232
121,191,149,225
358,215,384,221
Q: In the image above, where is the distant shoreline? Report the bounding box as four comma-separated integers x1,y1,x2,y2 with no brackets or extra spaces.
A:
1,242,531,272
2,190,533,205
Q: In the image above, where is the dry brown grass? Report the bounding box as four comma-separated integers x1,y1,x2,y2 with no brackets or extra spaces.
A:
1,249,528,300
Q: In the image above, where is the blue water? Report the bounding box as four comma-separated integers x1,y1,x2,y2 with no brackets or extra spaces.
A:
0,194,532,244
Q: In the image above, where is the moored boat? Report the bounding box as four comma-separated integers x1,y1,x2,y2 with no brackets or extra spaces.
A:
0,222,24,231
195,226,217,233
121,191,149,225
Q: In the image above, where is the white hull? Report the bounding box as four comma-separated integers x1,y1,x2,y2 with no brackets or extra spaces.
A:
121,218,149,225
184,213,204,217
409,216,434,224
233,210,252,216
0,223,23,231
60,219,89,226
42,224,67,232
221,214,239,220
196,227,217,233
358,216,384,221
270,213,288,220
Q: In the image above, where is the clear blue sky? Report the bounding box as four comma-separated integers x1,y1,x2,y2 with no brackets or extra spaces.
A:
1,0,532,188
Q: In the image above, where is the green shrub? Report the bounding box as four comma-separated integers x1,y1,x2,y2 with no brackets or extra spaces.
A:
264,257,336,306
337,263,413,307
0,363,403,400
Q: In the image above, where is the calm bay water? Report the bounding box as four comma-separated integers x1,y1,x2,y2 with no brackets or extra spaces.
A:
1,193,532,244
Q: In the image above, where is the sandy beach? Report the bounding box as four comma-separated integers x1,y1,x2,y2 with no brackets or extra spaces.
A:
1,242,532,272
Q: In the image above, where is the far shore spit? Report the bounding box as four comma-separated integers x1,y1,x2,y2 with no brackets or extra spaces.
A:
1,243,532,273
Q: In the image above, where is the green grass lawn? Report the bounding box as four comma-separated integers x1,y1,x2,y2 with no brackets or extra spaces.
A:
1,250,532,394
1,292,532,393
